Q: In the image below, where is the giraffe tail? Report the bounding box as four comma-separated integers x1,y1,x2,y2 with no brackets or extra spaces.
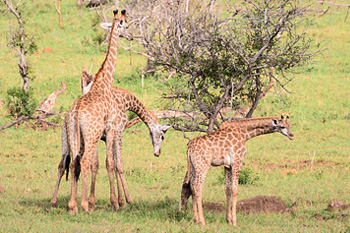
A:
75,155,81,181
74,109,82,182
64,154,71,181
179,147,192,211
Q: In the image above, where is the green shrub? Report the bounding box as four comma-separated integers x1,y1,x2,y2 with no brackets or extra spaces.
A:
239,167,260,185
5,87,37,118
216,167,260,186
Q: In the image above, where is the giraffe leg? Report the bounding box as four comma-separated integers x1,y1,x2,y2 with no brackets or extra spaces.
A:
113,131,133,204
224,167,233,225
80,147,92,213
115,168,125,207
196,168,208,226
68,158,78,214
51,122,70,208
191,184,198,223
105,129,119,211
88,145,99,211
50,156,65,208
231,163,242,226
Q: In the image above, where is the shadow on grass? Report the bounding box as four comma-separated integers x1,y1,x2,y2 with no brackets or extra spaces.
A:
18,195,195,223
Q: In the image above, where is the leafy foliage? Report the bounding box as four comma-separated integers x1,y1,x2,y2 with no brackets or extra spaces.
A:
129,0,323,133
6,87,37,118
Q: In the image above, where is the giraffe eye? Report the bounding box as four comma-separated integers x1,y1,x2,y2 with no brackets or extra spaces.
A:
280,126,285,129
161,135,164,140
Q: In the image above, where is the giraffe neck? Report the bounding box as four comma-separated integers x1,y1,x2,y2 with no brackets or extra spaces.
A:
115,88,159,127
93,20,120,91
227,117,278,141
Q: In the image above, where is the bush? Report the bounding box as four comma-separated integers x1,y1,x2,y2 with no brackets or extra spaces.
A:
215,167,260,186
238,167,260,185
6,87,37,118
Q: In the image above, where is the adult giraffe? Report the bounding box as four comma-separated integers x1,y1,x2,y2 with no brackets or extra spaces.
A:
64,9,134,214
51,69,171,210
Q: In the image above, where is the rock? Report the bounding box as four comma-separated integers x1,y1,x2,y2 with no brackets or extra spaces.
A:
43,48,53,53
203,202,226,213
237,195,287,214
281,169,297,175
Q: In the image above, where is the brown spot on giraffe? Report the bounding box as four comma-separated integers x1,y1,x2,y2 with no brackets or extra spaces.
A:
179,115,294,226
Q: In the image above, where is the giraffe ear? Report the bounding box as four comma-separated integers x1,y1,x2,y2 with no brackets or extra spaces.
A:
100,22,112,30
161,125,171,133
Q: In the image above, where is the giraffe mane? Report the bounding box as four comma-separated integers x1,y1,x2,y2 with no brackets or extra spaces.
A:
112,86,159,123
220,116,279,130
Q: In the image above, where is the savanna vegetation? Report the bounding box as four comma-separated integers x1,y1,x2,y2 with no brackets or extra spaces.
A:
0,0,349,232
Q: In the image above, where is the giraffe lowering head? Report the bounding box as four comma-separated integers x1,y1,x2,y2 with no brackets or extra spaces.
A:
272,114,294,140
149,124,171,157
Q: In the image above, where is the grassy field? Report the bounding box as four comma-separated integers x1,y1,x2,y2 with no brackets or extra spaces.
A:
0,1,349,232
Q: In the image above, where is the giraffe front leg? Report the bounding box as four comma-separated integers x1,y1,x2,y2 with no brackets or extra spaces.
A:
113,131,133,204
106,130,119,211
89,145,99,211
115,169,125,207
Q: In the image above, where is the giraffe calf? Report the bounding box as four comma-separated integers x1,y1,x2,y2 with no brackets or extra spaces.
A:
179,115,294,226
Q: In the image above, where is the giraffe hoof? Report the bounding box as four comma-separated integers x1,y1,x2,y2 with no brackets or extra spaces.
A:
50,202,57,209
118,200,125,208
69,207,78,215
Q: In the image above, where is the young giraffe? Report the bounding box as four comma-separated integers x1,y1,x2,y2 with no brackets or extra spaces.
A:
65,9,133,214
50,71,171,209
179,115,294,226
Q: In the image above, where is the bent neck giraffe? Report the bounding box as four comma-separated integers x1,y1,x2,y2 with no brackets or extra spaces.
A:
179,115,294,226
65,9,133,214
51,75,170,211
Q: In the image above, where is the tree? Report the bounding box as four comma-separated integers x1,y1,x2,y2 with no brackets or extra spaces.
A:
3,0,37,92
129,0,323,133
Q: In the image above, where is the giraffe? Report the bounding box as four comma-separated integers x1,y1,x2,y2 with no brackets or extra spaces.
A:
179,115,294,226
51,70,171,210
64,9,133,214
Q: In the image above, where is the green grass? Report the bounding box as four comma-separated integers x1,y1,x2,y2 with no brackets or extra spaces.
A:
0,1,350,232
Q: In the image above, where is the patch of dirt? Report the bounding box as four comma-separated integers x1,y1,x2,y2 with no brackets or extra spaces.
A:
288,198,312,213
203,202,226,213
327,199,350,211
237,195,287,214
263,160,338,171
312,214,326,222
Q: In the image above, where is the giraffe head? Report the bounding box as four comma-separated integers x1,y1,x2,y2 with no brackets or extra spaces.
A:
114,9,133,41
272,114,294,140
149,124,171,157
100,10,133,41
